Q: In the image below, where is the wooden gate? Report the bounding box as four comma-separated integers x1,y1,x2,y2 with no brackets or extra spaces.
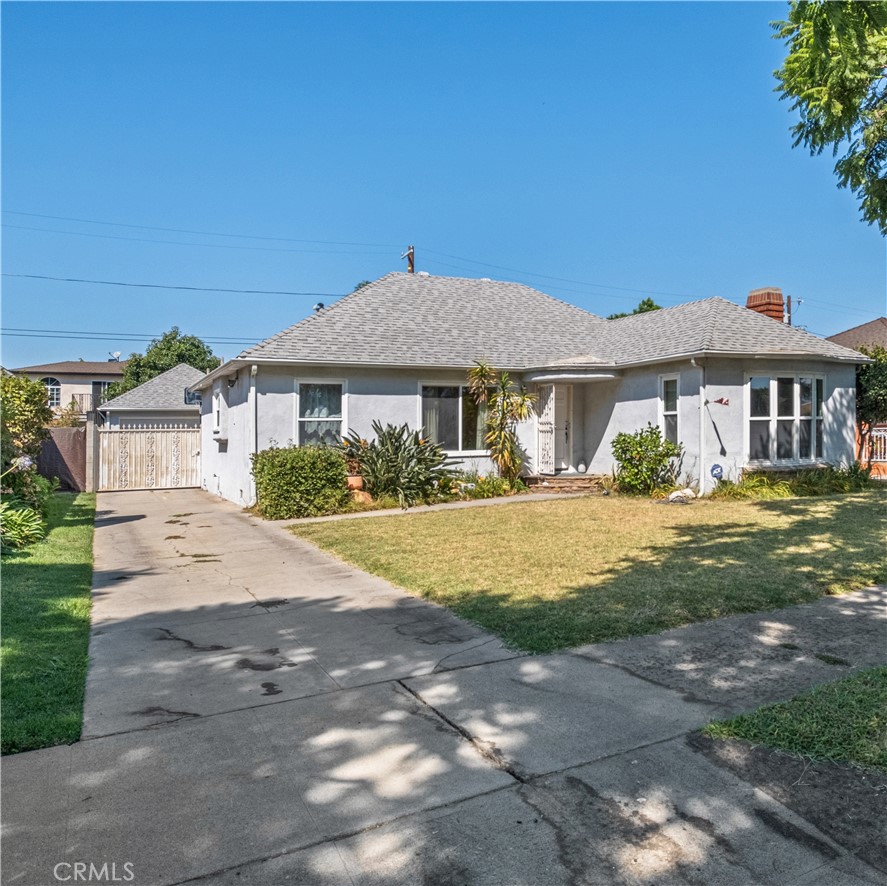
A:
98,426,200,491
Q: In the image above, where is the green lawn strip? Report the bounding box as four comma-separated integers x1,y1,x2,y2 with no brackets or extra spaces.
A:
703,667,887,772
291,491,886,652
1,493,96,755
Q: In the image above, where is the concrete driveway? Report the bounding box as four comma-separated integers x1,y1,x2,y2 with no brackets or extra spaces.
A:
3,489,886,886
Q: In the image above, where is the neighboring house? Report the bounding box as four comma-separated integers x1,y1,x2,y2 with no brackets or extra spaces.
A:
827,317,887,477
190,273,866,505
827,317,887,352
99,363,204,428
11,360,127,417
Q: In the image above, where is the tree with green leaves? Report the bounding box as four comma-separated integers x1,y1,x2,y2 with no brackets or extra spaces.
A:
607,297,662,320
106,327,221,399
856,344,887,464
466,361,536,483
0,372,53,466
773,1,887,234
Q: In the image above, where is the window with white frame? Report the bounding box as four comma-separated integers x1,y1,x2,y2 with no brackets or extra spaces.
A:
212,383,228,438
297,382,343,446
748,375,824,463
421,386,488,451
41,377,61,408
660,376,679,445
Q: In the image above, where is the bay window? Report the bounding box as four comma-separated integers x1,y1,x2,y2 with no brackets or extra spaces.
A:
421,385,487,452
748,375,823,464
297,382,343,446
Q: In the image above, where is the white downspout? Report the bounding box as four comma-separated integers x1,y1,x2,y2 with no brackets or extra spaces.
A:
250,365,258,504
694,358,706,494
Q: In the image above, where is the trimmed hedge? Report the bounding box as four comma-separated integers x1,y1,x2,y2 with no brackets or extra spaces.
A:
251,446,349,520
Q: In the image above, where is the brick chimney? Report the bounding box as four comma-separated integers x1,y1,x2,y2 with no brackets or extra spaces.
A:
746,287,785,322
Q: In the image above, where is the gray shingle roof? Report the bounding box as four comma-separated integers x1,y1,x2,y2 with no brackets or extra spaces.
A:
100,364,205,411
232,274,864,373
826,317,887,351
559,297,865,367
238,273,607,368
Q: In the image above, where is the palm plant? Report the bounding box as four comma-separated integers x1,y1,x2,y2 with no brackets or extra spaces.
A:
466,361,535,483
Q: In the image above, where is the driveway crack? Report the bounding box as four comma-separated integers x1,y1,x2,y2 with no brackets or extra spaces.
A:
396,680,526,783
431,637,501,672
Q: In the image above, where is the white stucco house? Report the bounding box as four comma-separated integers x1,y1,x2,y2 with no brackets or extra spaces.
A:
190,273,865,506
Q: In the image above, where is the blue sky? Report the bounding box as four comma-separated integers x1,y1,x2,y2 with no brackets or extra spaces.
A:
2,1,884,369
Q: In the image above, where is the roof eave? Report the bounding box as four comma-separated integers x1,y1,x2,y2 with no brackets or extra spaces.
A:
613,349,870,369
100,405,199,412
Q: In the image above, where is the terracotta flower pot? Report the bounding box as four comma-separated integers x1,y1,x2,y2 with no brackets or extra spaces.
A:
346,474,364,491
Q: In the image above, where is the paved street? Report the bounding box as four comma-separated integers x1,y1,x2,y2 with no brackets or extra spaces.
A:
3,489,885,886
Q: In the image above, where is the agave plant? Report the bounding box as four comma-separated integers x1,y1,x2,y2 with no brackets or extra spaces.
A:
467,361,535,483
342,421,454,508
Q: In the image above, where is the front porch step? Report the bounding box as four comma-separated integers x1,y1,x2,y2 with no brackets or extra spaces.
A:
527,474,607,494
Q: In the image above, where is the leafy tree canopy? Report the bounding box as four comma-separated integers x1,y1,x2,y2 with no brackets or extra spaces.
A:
352,280,372,292
106,327,221,399
607,298,662,320
856,345,887,460
773,1,887,234
0,372,53,465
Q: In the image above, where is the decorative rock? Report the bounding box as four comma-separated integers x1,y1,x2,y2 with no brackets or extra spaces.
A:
667,488,697,504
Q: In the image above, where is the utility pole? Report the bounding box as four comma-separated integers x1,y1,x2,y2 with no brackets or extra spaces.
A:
786,295,792,326
401,245,415,274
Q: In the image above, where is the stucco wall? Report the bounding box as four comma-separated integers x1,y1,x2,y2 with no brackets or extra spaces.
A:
202,358,859,506
201,365,497,506
578,362,703,483
576,358,857,493
201,371,254,505
20,371,121,414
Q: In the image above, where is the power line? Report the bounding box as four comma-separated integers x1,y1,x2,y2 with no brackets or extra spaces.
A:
2,273,342,297
418,248,707,301
2,210,401,248
2,224,395,256
5,209,880,319
3,326,256,340
2,330,260,346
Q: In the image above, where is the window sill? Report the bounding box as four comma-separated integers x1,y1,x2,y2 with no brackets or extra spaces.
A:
746,459,826,469
443,450,489,458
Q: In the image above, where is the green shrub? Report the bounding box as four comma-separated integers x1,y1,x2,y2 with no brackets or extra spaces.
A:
711,474,793,500
611,424,683,495
0,373,52,464
6,471,56,516
0,501,46,550
712,464,875,500
251,445,349,520
342,421,454,508
457,471,528,499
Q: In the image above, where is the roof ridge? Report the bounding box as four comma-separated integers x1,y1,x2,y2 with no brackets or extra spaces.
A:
238,273,402,358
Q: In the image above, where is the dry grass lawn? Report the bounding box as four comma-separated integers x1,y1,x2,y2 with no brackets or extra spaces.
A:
292,491,886,652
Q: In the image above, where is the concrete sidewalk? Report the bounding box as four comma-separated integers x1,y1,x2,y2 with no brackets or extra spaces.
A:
2,489,885,886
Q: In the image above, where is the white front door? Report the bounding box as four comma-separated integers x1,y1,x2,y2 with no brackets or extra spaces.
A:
553,385,572,471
